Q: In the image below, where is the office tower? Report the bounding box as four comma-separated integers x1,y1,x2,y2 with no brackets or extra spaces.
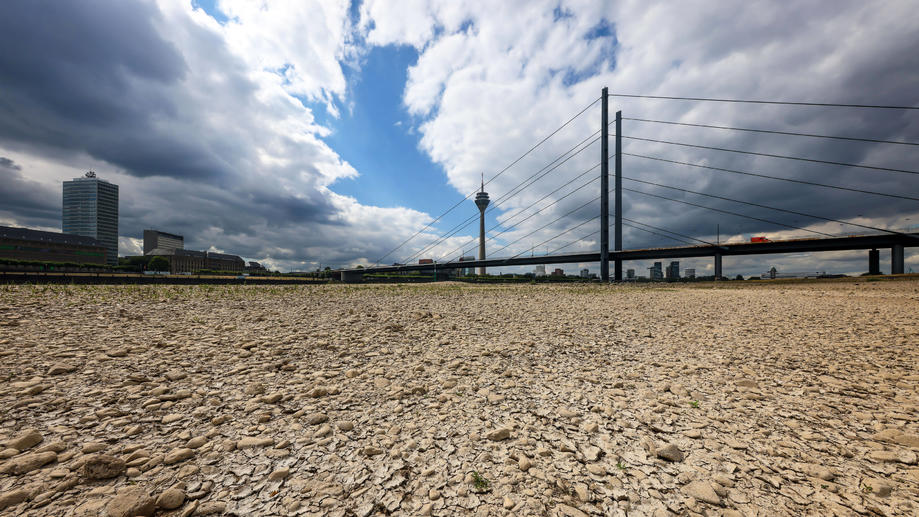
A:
63,171,119,265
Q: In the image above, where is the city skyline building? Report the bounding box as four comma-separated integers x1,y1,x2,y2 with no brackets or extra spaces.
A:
457,256,476,276
667,261,680,281
649,262,663,281
62,171,119,265
144,229,184,255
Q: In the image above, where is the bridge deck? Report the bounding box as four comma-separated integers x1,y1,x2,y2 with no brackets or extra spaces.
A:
346,232,917,274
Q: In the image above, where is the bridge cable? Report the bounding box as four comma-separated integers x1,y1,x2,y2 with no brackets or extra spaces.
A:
623,117,919,147
621,224,698,247
548,229,602,254
623,187,837,238
443,178,600,264
620,217,719,247
623,176,919,240
491,197,598,258
400,135,601,264
372,96,601,266
509,216,597,260
623,153,919,202
605,93,919,110
621,135,919,175
437,164,602,263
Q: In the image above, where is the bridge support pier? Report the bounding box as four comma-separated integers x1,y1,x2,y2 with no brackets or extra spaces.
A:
869,249,880,275
340,270,364,283
892,244,904,275
714,253,722,280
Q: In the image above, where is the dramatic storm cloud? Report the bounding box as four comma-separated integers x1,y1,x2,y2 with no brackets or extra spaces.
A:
1,0,917,274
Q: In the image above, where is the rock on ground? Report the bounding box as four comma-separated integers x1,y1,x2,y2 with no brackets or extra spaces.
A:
0,281,917,516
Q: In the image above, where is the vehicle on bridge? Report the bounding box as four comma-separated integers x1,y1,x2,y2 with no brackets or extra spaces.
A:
751,236,771,243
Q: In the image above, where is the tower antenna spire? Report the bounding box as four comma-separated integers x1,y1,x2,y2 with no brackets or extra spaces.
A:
481,173,484,192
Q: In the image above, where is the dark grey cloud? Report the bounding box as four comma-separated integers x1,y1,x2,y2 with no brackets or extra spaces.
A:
0,0,398,270
0,157,60,226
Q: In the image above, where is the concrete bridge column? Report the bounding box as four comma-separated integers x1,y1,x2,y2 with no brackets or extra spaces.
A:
340,270,364,283
868,249,880,275
714,253,722,280
892,244,904,275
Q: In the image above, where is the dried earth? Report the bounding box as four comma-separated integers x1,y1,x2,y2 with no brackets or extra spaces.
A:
1,280,918,516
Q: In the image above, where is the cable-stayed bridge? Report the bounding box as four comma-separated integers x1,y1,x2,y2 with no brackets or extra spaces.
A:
339,90,919,281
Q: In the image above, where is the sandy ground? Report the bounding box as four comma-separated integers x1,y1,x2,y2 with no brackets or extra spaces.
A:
0,280,918,517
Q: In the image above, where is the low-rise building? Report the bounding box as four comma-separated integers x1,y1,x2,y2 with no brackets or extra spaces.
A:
143,229,183,255
0,225,107,265
144,247,244,274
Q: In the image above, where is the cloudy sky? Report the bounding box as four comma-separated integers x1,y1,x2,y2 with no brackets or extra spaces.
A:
1,0,918,276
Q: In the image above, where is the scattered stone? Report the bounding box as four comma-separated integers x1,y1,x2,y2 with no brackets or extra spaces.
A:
866,478,893,497
106,487,156,517
157,488,186,510
656,443,684,462
362,446,383,456
268,467,290,481
7,428,43,451
82,442,106,454
735,378,759,388
194,501,227,515
487,428,511,441
1,451,57,475
186,436,207,449
0,489,30,511
237,436,273,449
162,413,184,424
337,421,355,432
164,447,194,465
48,363,77,375
519,456,532,471
305,412,328,425
555,503,589,517
82,454,126,479
682,481,722,505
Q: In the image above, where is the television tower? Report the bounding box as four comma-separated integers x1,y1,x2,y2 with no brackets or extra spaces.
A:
474,173,490,275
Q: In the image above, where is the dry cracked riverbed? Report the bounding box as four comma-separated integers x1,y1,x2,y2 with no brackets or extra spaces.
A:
1,280,918,516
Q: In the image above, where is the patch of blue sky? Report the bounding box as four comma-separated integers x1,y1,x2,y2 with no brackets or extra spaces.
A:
321,45,468,228
191,0,230,24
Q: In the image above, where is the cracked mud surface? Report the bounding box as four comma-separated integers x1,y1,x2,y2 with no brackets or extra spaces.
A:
1,280,918,516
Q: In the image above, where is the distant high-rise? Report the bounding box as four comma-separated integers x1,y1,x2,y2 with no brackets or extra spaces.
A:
63,171,119,265
649,262,663,281
667,261,680,281
474,174,490,275
144,229,184,255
